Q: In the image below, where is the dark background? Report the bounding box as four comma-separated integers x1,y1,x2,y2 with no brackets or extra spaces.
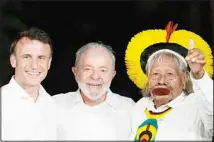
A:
0,0,213,102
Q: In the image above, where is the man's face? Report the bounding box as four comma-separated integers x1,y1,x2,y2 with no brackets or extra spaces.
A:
72,48,116,101
148,57,185,106
10,37,52,88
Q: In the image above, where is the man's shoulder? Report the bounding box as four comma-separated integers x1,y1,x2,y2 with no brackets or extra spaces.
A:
1,77,15,93
52,91,78,107
52,91,78,100
1,83,10,92
111,92,135,108
113,92,134,102
1,83,16,98
136,96,150,103
0,83,12,100
133,97,150,110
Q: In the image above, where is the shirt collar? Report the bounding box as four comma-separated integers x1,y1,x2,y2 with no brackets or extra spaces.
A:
68,89,88,107
167,92,186,108
74,89,120,109
105,90,121,109
74,89,85,104
8,76,47,102
146,92,186,112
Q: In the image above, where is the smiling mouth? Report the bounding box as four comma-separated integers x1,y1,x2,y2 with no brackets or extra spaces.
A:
26,71,40,76
87,83,102,87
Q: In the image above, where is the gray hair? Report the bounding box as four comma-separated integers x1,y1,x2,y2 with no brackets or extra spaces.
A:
75,42,116,69
142,49,193,97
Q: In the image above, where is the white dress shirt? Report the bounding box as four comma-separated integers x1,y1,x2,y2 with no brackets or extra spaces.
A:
1,77,60,141
130,71,213,141
53,89,135,140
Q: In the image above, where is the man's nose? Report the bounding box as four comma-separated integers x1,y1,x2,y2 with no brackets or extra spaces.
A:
91,70,100,80
157,74,167,85
30,59,38,69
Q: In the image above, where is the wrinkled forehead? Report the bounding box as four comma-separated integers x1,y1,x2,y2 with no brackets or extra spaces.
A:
148,49,187,67
154,53,176,63
150,55,180,70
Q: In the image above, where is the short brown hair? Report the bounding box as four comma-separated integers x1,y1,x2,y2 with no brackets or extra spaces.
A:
10,27,53,55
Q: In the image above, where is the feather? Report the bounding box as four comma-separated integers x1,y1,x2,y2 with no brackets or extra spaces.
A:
165,21,178,43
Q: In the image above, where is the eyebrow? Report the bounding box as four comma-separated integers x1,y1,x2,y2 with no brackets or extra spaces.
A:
83,65,109,69
38,55,48,58
99,66,108,69
21,54,48,58
21,54,31,57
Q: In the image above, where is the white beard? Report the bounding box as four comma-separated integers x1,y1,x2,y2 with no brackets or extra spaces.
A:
77,82,111,101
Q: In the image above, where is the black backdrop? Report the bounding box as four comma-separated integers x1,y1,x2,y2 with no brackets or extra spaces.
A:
0,1,213,102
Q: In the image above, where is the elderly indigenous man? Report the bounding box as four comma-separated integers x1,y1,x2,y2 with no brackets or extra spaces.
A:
125,22,213,141
1,27,60,140
53,42,135,140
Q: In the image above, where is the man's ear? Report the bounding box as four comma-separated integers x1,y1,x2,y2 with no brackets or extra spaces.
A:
72,67,77,76
182,71,188,89
112,70,116,79
10,54,16,68
48,57,52,70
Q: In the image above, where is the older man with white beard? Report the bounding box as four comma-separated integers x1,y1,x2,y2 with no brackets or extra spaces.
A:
53,42,135,140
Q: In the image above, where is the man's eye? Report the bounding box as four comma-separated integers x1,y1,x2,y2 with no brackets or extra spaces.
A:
39,56,46,60
101,69,106,72
23,56,30,59
166,72,176,79
152,73,159,76
150,72,159,79
167,72,174,76
84,68,90,71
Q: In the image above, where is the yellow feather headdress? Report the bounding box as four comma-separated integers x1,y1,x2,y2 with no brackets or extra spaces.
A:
125,21,213,89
